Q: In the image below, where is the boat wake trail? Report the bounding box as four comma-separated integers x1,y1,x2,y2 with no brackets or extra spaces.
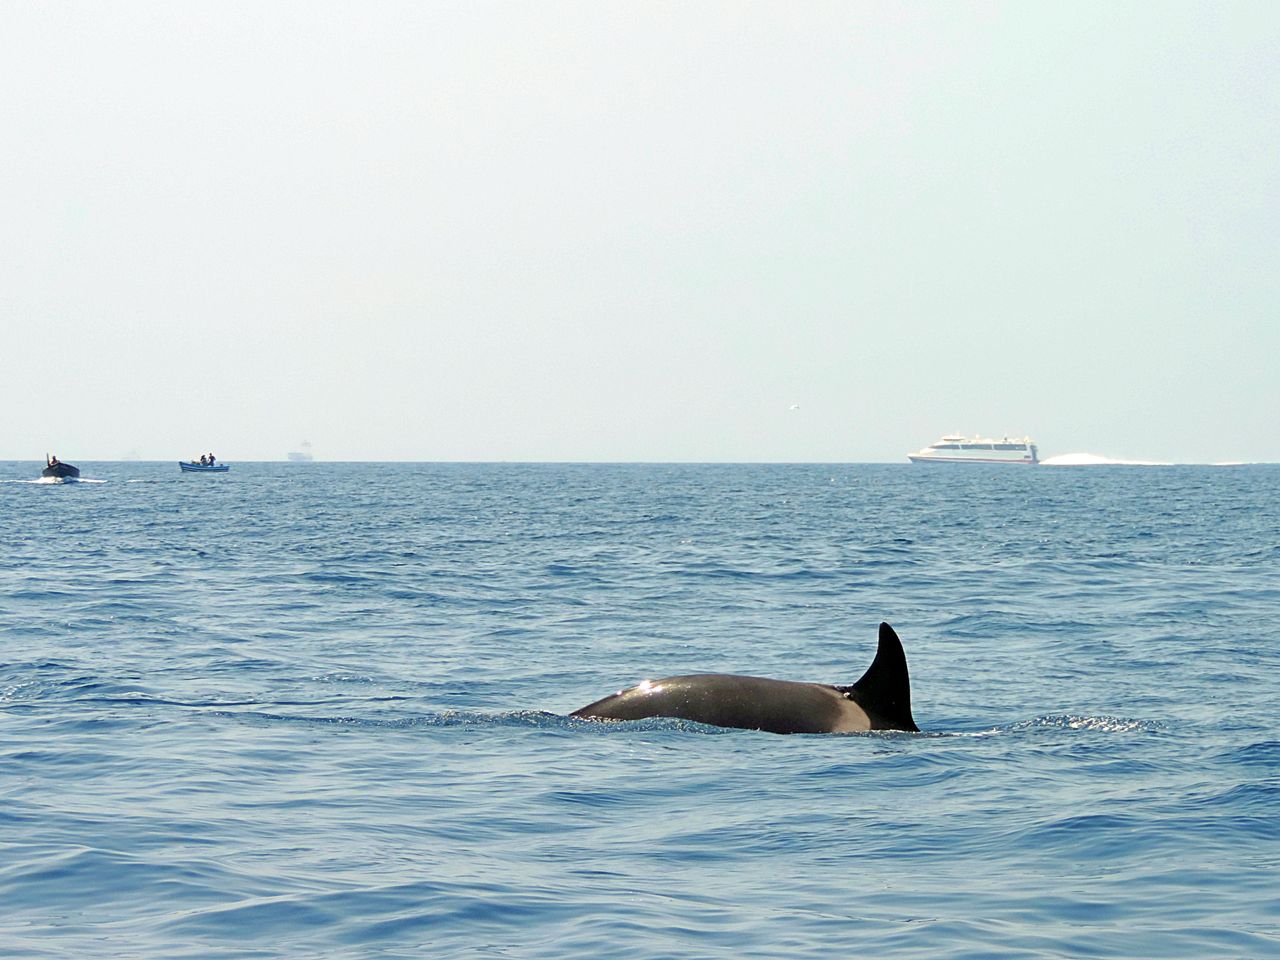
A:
1041,452,1173,467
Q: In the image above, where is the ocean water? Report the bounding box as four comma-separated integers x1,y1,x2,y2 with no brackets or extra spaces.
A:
2,461,1277,959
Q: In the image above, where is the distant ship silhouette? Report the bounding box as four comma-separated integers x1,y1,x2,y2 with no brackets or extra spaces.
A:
288,441,314,462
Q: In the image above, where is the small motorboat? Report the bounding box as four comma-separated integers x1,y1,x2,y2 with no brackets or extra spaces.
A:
180,461,230,473
42,457,80,479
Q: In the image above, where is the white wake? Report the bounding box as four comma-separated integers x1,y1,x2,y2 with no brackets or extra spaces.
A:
1040,452,1173,467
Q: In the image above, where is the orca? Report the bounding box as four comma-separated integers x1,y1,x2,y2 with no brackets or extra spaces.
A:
572,621,919,734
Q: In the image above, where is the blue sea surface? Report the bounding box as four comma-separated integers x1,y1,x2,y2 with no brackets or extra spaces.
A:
2,461,1278,958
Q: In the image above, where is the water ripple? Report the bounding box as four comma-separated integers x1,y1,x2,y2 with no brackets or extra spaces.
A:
2,461,1278,959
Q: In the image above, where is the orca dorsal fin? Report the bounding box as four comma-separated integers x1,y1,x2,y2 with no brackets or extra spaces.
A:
844,622,919,732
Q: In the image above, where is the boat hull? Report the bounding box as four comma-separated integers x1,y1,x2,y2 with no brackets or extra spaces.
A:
907,455,1037,465
179,462,230,473
42,463,80,479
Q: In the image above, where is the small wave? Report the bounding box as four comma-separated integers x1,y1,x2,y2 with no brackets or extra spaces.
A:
936,715,1159,737
1012,714,1158,733
214,709,569,730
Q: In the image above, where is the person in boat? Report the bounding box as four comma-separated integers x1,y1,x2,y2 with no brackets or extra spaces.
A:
48,455,59,467
208,453,216,465
199,454,208,465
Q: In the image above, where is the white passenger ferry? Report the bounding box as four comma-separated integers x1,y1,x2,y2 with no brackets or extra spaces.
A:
908,434,1040,465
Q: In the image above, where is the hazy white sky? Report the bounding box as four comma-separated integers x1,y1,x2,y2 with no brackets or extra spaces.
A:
2,1,1276,462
